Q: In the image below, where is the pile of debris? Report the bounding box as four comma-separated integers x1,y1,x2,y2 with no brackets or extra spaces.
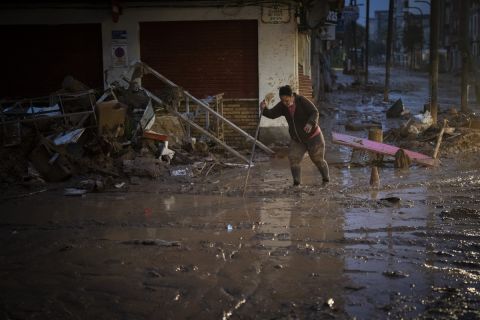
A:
339,97,480,169
0,76,238,195
383,100,480,156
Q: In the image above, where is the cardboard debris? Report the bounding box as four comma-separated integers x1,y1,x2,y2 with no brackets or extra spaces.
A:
149,115,186,146
96,100,127,136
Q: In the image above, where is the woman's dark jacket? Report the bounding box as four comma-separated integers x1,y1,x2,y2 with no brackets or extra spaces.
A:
262,94,320,143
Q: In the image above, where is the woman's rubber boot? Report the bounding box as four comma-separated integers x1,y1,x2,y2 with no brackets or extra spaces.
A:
291,166,301,186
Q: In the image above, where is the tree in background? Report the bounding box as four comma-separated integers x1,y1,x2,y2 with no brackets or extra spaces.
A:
403,19,424,69
368,40,386,64
343,22,366,74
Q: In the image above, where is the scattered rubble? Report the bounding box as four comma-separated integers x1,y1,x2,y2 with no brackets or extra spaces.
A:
338,85,480,169
2,66,480,196
0,71,267,194
385,110,480,157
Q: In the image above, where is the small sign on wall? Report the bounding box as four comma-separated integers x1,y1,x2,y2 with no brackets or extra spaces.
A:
261,4,291,24
112,30,128,68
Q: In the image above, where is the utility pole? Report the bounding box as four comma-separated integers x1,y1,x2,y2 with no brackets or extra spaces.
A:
460,0,470,112
430,0,439,124
384,0,395,102
365,0,370,84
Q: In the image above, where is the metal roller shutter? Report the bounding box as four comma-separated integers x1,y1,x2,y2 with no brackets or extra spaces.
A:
140,20,258,99
0,24,103,98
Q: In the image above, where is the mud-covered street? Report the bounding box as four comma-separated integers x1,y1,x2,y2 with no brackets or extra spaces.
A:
1,67,480,320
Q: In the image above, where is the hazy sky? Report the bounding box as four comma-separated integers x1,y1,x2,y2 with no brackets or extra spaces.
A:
354,0,387,26
356,0,431,25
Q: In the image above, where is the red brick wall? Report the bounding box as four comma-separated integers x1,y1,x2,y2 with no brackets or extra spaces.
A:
176,100,259,148
222,100,259,147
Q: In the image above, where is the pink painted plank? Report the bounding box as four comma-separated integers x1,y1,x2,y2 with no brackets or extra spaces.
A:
332,132,436,166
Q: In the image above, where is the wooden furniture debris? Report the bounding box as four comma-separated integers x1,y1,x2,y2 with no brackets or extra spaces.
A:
332,131,436,166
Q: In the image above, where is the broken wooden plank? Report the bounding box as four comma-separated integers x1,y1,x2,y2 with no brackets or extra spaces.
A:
433,119,448,159
332,131,436,166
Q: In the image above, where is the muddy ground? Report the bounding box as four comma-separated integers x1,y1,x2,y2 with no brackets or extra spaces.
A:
1,67,480,320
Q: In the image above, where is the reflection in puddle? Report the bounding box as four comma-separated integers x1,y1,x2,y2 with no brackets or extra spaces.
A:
1,156,479,318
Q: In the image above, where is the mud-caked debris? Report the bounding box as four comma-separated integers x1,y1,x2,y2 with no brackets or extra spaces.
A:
394,149,411,169
63,188,87,196
440,207,479,219
379,196,401,204
122,239,181,246
382,270,409,278
386,99,405,118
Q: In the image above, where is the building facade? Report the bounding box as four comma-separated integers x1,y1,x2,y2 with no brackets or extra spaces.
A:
0,0,337,145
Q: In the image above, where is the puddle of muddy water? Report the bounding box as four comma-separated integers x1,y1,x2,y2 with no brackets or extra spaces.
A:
2,163,479,320
0,192,351,319
341,176,480,319
2,62,480,318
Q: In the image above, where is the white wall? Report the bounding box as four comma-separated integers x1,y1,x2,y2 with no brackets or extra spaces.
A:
0,4,298,129
258,20,297,129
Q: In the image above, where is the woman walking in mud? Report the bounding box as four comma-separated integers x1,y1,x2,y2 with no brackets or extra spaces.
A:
260,85,330,186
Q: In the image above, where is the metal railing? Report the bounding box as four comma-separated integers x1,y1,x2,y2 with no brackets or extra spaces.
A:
130,61,274,164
